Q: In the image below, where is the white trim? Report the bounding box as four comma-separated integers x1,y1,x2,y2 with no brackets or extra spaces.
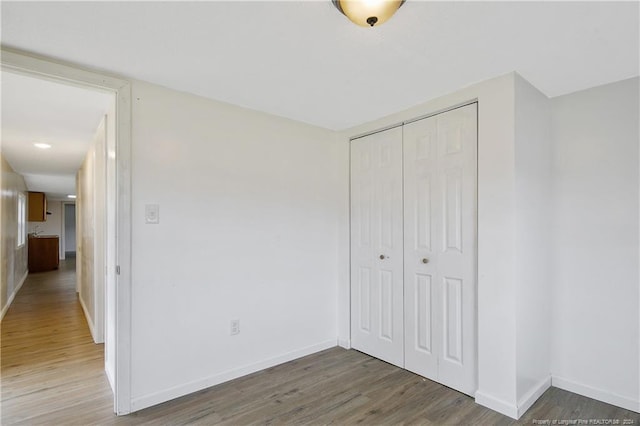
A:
114,70,133,417
338,338,351,349
552,375,640,413
349,99,478,141
106,362,116,393
475,390,518,419
517,376,551,418
1,47,133,415
130,339,337,413
79,293,97,342
1,270,28,321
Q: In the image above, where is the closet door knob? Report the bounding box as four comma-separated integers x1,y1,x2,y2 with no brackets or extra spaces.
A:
422,258,429,264
379,254,385,260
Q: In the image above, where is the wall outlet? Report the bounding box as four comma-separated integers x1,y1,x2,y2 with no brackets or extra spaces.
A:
230,319,240,335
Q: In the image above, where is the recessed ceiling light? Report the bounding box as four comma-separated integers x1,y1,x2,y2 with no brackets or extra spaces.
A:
34,143,52,149
67,195,76,199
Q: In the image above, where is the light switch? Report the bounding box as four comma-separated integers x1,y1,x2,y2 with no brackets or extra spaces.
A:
145,204,159,224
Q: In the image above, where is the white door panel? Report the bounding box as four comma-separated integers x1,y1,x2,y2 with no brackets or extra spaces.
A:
403,115,439,380
435,104,477,396
404,104,477,396
351,127,404,368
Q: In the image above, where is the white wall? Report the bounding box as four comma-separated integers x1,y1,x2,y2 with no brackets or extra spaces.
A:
514,74,552,415
0,155,28,319
93,115,106,344
551,77,640,412
129,80,342,411
102,71,638,418
77,115,107,344
28,199,64,259
77,132,95,336
339,73,524,418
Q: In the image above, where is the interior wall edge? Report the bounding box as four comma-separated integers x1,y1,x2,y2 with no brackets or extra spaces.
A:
512,72,553,408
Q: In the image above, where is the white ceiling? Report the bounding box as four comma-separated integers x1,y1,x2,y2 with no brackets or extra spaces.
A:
1,1,637,131
1,71,113,199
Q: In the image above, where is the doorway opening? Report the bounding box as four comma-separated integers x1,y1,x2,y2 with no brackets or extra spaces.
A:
1,48,132,414
62,202,76,259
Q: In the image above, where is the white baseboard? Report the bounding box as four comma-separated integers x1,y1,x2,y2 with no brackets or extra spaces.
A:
517,376,551,418
475,391,518,419
130,339,338,412
552,375,640,413
338,338,351,349
78,294,97,343
1,270,29,321
105,362,115,393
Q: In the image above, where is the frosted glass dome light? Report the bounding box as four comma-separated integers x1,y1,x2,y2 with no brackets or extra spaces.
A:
332,0,406,27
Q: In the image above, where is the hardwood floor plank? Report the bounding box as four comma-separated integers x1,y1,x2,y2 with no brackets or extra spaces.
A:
2,260,639,425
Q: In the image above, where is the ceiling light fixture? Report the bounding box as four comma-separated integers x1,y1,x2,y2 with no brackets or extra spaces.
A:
332,0,405,27
67,195,76,199
34,143,52,149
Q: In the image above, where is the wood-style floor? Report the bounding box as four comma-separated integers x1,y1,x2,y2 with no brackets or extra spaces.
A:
2,260,638,425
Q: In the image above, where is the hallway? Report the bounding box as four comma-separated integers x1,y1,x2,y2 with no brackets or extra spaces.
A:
1,259,114,424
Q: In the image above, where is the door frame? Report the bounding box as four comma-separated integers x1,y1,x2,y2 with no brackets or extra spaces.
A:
1,47,133,415
61,201,75,260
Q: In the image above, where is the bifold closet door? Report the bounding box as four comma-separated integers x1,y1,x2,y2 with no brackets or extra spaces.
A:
350,126,404,368
403,104,477,396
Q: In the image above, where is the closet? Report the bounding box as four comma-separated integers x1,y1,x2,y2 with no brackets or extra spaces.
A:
350,103,477,396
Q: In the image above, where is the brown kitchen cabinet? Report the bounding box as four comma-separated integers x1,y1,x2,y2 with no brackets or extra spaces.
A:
28,235,59,272
28,191,47,222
